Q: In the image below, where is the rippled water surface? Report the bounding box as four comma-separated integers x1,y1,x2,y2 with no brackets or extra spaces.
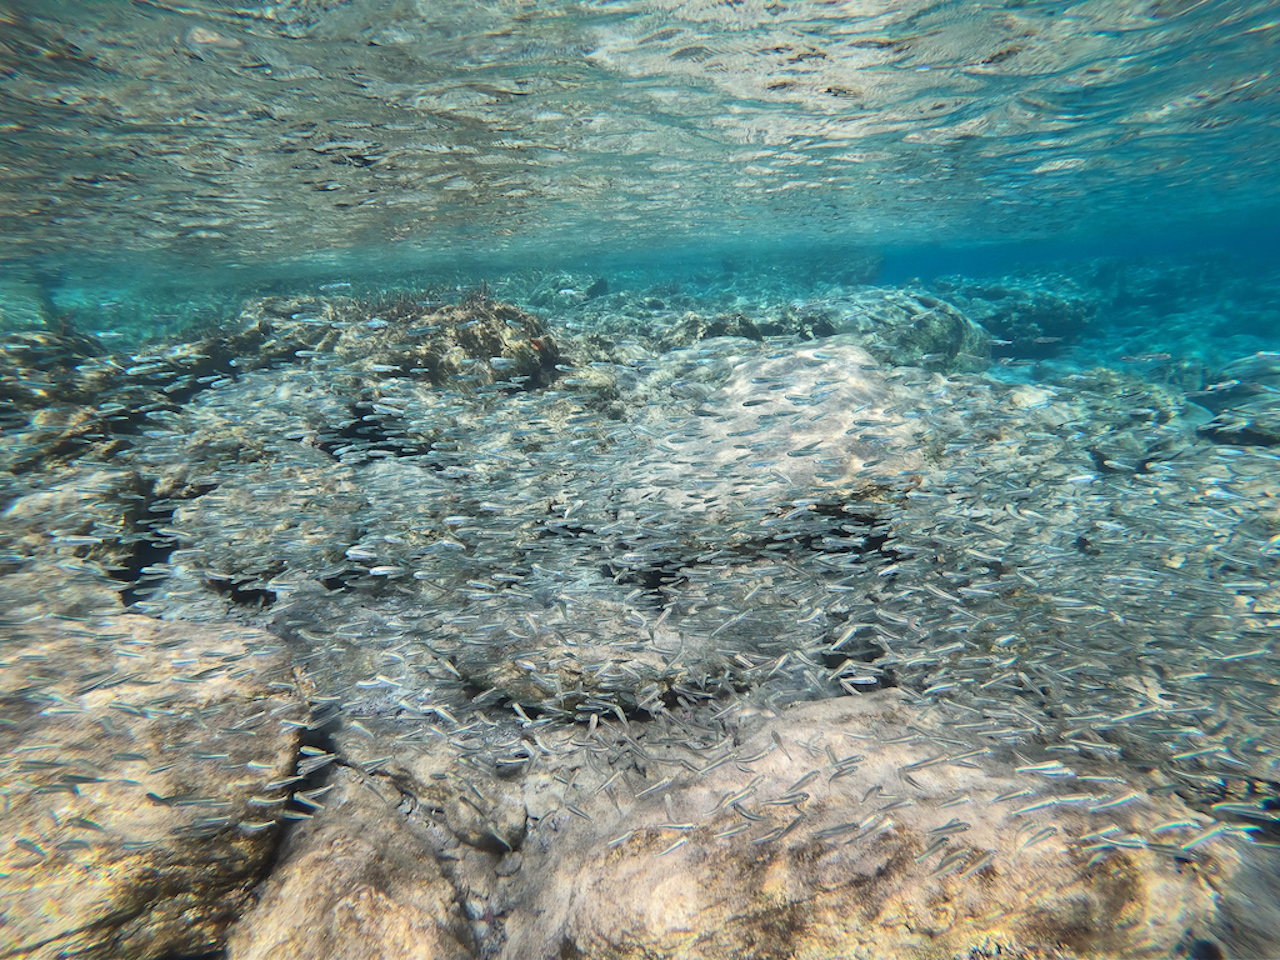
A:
2,0,1279,283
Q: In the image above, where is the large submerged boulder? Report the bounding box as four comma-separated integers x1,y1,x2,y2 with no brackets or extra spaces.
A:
0,610,305,959
215,692,1268,960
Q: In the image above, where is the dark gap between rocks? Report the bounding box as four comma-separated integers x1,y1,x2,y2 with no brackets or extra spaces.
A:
110,478,217,607
205,574,277,608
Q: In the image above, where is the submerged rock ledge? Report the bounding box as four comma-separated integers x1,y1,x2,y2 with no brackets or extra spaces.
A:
2,287,1278,959
228,694,1239,960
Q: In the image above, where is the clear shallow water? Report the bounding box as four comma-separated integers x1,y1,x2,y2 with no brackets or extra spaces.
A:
3,3,1280,959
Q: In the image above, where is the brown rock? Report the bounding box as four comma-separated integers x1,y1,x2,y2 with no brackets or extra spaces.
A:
494,693,1258,960
0,469,151,582
225,767,473,960
0,611,304,959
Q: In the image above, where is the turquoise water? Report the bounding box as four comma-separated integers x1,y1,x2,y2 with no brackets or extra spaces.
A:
3,2,1280,959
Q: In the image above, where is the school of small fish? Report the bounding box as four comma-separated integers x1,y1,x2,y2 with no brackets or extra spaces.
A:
1,277,1278,951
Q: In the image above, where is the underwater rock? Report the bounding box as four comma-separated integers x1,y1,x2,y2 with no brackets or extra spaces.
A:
1187,378,1272,414
524,274,608,309
0,469,151,585
3,402,142,475
329,297,561,390
230,292,562,392
821,288,991,372
162,463,366,606
756,302,838,340
1215,350,1280,389
444,783,529,856
1197,394,1280,447
0,313,320,473
6,277,1279,960
556,359,624,409
0,293,561,478
1188,350,1280,445
626,335,925,511
933,275,1099,359
324,719,535,860
225,686,1278,960
1045,368,1198,473
1190,353,1280,445
0,612,304,960
153,378,368,596
657,310,763,349
1188,351,1280,413
113,333,929,723
225,766,473,960
494,693,1253,960
226,724,540,958
223,687,1266,960
467,638,677,717
0,331,110,409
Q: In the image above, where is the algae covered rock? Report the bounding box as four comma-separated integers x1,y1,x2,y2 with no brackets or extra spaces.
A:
657,310,763,349
833,288,992,372
326,293,561,390
933,274,1100,358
